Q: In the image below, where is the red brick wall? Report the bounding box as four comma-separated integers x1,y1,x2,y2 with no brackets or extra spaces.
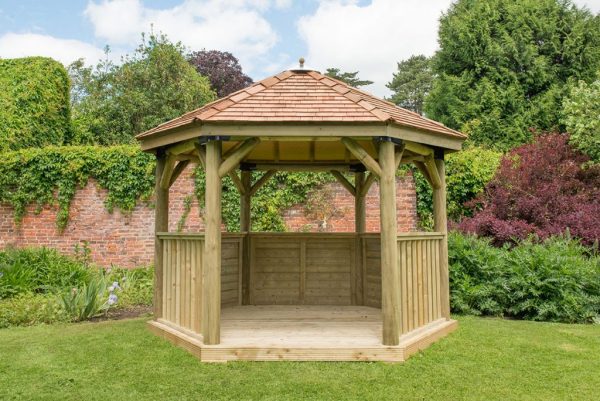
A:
0,166,417,267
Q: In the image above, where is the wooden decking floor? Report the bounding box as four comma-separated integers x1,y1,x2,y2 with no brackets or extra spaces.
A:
147,305,457,362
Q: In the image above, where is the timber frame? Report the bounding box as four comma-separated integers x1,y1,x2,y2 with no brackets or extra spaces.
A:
138,68,465,362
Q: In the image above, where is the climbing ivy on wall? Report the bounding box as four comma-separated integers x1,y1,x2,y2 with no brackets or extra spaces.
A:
0,145,332,232
0,146,155,230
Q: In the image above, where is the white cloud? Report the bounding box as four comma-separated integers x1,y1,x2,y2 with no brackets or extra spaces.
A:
0,32,105,65
298,0,453,97
573,0,600,13
84,0,281,74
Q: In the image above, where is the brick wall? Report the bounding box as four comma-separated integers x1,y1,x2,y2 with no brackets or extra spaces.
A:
0,166,417,267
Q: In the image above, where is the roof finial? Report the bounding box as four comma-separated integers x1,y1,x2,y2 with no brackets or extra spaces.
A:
299,57,305,68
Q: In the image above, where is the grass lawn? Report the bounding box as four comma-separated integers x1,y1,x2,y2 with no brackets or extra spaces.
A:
0,316,598,401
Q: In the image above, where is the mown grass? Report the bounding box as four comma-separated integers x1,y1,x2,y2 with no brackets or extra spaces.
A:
0,315,598,401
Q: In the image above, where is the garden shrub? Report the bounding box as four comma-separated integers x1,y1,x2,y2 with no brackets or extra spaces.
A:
449,231,600,323
458,133,600,246
0,293,68,328
412,147,502,228
0,57,71,151
0,247,91,298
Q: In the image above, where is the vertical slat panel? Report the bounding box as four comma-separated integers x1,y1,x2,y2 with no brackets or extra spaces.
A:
424,240,430,324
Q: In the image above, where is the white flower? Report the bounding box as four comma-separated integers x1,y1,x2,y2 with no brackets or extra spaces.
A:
108,285,115,292
112,281,121,290
108,294,118,306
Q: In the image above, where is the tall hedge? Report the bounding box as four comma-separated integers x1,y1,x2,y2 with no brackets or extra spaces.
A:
0,57,71,151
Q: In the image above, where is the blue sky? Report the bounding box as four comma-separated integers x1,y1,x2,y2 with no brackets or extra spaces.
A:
1,0,599,96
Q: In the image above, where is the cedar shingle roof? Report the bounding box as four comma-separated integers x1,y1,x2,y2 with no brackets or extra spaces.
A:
136,69,465,140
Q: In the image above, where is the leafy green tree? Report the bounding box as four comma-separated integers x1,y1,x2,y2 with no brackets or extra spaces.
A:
69,34,215,145
387,55,434,115
563,72,600,162
0,57,71,151
425,0,600,151
324,68,373,88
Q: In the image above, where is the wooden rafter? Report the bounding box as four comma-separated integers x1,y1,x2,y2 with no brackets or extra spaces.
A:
330,170,356,196
423,155,442,189
218,138,260,178
249,170,276,197
404,141,433,156
341,138,382,177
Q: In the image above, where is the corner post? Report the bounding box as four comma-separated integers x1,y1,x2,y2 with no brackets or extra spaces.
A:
202,139,222,344
355,171,366,234
432,149,450,319
154,149,169,320
379,139,401,345
240,169,252,305
354,170,366,306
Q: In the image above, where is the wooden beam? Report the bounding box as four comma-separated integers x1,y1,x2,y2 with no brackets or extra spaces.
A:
355,172,366,233
160,153,177,190
330,170,356,196
433,157,450,320
218,138,260,178
394,143,406,170
413,161,433,187
228,171,246,195
424,155,442,189
252,163,351,172
202,140,222,345
194,143,206,168
167,139,197,155
404,141,434,156
154,152,169,320
360,172,377,197
379,140,401,346
401,155,425,163
249,170,275,197
341,138,382,177
169,160,190,187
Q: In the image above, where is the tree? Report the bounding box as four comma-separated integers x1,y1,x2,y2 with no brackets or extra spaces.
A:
69,34,215,145
425,0,600,151
187,50,253,98
387,55,434,115
324,68,373,88
458,133,600,246
562,72,600,163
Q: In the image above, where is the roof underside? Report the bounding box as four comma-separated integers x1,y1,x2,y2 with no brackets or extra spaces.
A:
136,69,466,153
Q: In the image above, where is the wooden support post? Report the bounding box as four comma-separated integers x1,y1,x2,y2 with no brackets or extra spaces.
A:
154,151,169,320
202,139,222,345
354,171,366,306
240,170,252,305
379,139,401,345
432,153,450,320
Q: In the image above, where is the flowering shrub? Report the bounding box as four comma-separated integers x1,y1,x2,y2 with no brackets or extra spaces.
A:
458,133,600,246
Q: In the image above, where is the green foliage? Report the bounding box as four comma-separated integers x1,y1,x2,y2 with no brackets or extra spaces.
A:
387,55,434,115
193,169,333,232
0,247,92,299
0,57,71,151
411,147,502,227
449,232,600,323
426,0,600,150
0,145,155,230
562,72,600,162
61,275,111,322
106,266,154,308
69,33,216,145
0,293,68,329
324,68,373,88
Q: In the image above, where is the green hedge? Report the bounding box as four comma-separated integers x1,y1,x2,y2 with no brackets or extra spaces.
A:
0,57,71,151
449,232,600,323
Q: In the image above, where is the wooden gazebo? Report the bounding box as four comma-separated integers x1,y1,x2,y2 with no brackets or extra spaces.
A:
137,67,466,362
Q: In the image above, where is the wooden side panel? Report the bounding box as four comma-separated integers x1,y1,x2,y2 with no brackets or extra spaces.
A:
363,237,382,308
251,237,302,304
221,238,242,308
161,237,204,335
397,237,443,334
304,238,353,305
